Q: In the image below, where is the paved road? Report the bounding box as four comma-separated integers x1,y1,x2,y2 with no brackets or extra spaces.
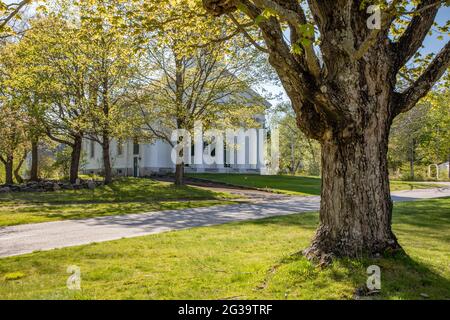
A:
1,187,449,258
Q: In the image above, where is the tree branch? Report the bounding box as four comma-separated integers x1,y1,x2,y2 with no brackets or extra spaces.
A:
395,40,450,115
401,1,443,15
227,13,269,53
392,0,441,69
0,0,30,30
252,0,321,77
354,0,401,60
203,0,341,139
196,19,258,49
45,127,75,147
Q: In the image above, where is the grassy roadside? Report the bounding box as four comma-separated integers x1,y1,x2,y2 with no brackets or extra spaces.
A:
189,174,443,195
0,198,448,300
0,178,236,227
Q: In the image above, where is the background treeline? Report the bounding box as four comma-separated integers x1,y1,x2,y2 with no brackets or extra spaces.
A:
272,89,449,181
389,90,450,181
0,0,269,185
1,0,448,184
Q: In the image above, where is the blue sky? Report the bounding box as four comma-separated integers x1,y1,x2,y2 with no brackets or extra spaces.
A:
422,6,450,55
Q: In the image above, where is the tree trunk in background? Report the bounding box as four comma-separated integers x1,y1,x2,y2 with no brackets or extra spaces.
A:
69,135,82,184
173,57,187,187
30,140,39,181
290,140,296,175
304,122,400,264
102,136,112,185
13,152,26,184
410,139,415,180
4,155,14,185
175,163,184,186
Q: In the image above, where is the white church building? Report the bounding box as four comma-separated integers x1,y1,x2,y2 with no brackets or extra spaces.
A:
82,116,270,177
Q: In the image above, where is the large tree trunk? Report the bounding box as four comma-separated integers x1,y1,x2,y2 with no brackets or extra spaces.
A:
304,123,401,264
175,163,184,186
4,154,14,185
69,135,83,184
30,139,39,181
102,136,112,185
202,0,449,264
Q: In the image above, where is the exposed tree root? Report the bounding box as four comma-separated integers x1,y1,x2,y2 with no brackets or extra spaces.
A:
302,228,403,267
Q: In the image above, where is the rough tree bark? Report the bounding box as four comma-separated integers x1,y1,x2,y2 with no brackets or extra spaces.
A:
13,151,27,184
290,140,296,175
4,154,14,185
409,138,415,180
69,135,83,184
102,135,113,185
174,57,186,187
46,128,84,184
100,76,113,185
175,163,185,186
202,0,450,263
307,125,398,262
30,139,39,181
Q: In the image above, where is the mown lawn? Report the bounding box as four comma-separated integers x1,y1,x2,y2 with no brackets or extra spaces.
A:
0,178,236,227
189,174,443,195
0,198,448,300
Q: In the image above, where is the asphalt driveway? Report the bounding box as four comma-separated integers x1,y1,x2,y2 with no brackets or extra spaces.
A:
1,187,449,258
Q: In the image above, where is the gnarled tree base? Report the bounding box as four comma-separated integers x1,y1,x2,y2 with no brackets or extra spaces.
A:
303,227,402,266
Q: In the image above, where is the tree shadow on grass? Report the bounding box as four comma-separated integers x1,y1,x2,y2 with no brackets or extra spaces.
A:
376,252,450,299
243,207,450,300
27,201,225,221
190,174,323,195
261,249,450,300
393,198,450,229
0,177,227,207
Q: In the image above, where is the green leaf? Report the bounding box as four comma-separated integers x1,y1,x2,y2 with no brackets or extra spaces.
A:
261,8,277,19
300,38,312,47
298,24,314,38
254,15,266,25
236,3,249,14
291,43,303,55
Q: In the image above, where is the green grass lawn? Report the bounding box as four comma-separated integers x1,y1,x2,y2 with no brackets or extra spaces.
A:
0,178,235,227
0,198,448,300
189,174,443,195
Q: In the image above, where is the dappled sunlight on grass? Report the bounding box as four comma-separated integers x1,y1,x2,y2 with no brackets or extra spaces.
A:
190,174,443,196
0,178,236,226
190,174,323,195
